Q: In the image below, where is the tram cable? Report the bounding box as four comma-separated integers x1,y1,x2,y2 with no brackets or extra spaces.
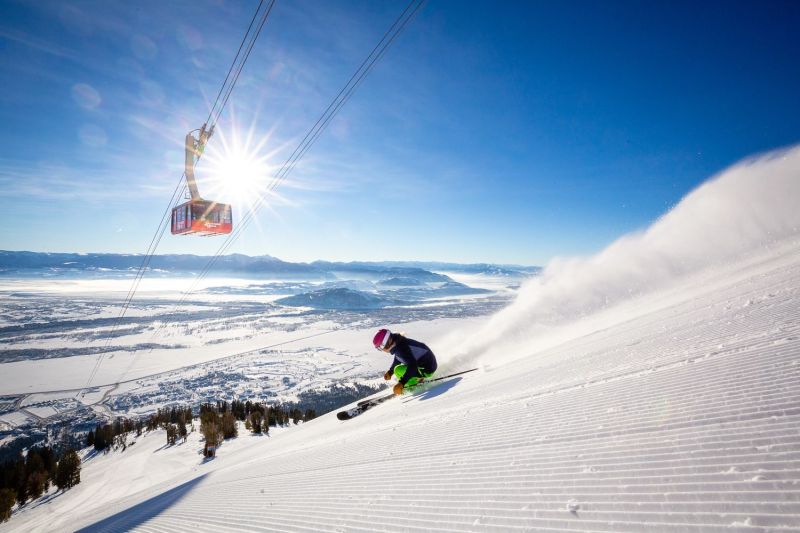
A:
83,0,277,389
82,174,187,391
206,0,275,129
209,0,276,129
143,0,425,350
166,0,426,311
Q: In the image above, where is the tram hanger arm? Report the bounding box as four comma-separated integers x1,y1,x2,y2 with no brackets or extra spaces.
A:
184,123,215,201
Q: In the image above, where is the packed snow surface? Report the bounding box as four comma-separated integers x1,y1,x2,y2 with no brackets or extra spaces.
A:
4,145,800,531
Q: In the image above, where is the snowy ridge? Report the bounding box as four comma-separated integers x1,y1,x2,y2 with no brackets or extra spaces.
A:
20,240,794,533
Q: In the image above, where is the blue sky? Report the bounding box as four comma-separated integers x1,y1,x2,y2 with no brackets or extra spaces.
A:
0,0,798,265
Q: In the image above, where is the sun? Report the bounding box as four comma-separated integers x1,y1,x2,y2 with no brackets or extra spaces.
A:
200,124,281,215
214,148,266,203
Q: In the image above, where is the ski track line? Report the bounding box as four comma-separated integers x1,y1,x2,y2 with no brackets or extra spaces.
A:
226,351,800,478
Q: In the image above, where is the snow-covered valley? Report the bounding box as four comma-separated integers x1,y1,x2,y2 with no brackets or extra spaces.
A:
0,264,517,459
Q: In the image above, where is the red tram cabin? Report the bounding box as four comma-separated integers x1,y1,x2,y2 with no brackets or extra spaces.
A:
171,125,233,236
171,200,232,236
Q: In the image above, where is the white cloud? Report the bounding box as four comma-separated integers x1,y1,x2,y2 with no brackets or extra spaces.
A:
71,83,102,110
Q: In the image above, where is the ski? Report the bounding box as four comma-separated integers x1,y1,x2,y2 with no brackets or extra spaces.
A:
337,367,478,421
356,367,479,407
336,393,395,420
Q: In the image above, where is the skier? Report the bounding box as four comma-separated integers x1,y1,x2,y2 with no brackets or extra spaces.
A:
373,329,438,395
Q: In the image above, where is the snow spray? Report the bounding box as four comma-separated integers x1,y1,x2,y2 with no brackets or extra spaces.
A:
445,144,800,369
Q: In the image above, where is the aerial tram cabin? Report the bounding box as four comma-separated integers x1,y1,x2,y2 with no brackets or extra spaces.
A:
171,124,233,236
171,199,232,236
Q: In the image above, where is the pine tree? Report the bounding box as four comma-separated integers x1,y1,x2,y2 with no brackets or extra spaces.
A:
25,449,44,478
38,446,57,491
102,424,114,452
13,459,27,505
166,424,177,446
250,411,263,434
22,450,43,501
26,472,46,500
93,423,107,452
55,450,81,490
86,430,95,447
222,411,237,439
0,488,16,523
200,411,221,457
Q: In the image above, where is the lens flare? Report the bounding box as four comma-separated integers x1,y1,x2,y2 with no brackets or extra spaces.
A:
199,122,283,223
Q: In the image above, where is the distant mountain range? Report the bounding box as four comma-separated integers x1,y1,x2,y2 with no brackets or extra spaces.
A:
0,251,319,277
270,280,492,310
0,251,540,280
311,260,540,277
275,288,403,310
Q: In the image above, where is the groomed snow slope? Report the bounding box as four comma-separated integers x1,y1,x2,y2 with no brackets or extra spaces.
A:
9,238,791,533
5,146,800,532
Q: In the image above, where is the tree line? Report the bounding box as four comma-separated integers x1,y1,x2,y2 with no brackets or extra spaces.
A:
86,406,195,452
84,400,318,460
0,399,319,523
199,400,317,457
0,445,81,523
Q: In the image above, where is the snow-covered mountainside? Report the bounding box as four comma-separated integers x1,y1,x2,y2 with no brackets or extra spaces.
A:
7,237,798,532
5,146,800,532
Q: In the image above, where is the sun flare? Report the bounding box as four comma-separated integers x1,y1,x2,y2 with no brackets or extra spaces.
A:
200,125,281,217
213,149,266,202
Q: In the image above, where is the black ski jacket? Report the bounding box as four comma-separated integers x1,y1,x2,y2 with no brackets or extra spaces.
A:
387,335,438,385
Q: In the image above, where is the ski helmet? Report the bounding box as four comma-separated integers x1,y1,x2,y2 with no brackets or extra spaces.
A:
373,328,392,350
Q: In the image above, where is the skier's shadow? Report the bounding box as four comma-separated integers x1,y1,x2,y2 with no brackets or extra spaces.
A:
404,377,463,403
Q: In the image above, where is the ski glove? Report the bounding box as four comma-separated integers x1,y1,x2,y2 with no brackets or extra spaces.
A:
384,371,393,381
393,383,404,395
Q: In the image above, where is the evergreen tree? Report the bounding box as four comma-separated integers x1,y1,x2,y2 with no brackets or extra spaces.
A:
231,400,246,421
250,411,263,434
55,450,81,490
86,430,94,448
40,447,57,490
102,424,114,452
93,423,109,452
222,411,237,439
25,450,44,478
0,488,16,523
200,411,221,457
166,424,178,446
26,472,46,501
13,459,27,505
0,460,13,490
